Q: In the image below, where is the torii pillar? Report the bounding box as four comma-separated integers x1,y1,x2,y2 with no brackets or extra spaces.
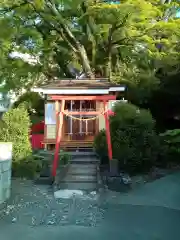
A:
51,95,115,179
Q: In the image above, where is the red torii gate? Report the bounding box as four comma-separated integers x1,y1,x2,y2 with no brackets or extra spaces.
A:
49,94,116,177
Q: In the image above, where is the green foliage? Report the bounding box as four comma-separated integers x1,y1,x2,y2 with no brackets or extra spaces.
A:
148,72,180,131
93,130,108,164
159,129,180,165
0,105,32,162
59,150,71,165
13,92,44,116
12,154,43,179
111,103,159,173
0,0,180,92
0,105,39,178
160,129,180,141
94,103,159,173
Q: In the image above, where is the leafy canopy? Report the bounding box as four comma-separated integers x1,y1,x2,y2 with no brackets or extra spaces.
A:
0,0,180,95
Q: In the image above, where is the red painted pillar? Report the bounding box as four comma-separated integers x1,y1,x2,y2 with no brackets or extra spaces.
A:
103,100,113,160
52,99,65,177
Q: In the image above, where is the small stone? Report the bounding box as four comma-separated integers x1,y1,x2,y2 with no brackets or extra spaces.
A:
121,174,132,185
75,220,81,224
12,217,17,223
31,217,36,225
47,220,55,225
90,191,96,196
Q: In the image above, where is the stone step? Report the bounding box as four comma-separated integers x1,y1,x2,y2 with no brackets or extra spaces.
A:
68,167,97,175
70,157,99,164
64,174,97,182
68,151,95,156
69,163,97,169
55,154,99,191
66,147,94,152
59,182,97,191
70,152,96,159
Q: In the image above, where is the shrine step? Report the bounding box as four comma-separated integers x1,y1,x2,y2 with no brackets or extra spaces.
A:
70,158,98,165
68,164,97,175
68,151,96,157
65,147,94,152
56,154,99,191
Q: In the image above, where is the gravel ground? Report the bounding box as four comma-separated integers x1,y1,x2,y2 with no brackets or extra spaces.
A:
0,173,180,240
0,179,105,227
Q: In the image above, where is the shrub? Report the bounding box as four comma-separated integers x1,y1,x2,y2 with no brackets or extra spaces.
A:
0,105,37,178
93,130,109,165
12,154,43,179
94,103,159,174
59,150,71,165
159,129,180,166
0,104,32,162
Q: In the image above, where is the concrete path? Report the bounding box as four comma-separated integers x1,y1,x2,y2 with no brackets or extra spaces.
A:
0,172,180,240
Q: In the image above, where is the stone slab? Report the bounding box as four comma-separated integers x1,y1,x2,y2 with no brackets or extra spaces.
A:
54,189,83,199
68,166,97,175
64,174,97,182
59,182,97,191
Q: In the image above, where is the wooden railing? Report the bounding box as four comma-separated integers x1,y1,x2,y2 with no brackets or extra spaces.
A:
64,133,94,141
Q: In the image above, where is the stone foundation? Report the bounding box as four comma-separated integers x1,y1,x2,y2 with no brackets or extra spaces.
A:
0,143,12,204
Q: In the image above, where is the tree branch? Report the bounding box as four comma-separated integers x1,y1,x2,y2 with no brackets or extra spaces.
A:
0,1,27,13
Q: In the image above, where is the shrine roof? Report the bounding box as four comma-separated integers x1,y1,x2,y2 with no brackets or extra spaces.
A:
33,79,125,95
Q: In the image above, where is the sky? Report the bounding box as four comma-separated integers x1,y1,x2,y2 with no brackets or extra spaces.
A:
176,10,180,17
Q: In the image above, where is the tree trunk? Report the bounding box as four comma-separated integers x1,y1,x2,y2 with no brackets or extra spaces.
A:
31,1,94,80
76,43,94,79
105,53,112,81
105,26,113,81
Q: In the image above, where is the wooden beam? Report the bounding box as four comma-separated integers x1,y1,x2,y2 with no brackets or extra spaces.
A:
50,95,116,101
52,99,65,177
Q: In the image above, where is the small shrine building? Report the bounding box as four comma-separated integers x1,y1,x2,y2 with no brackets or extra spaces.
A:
33,79,125,177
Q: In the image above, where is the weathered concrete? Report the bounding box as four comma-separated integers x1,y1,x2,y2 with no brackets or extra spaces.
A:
0,142,12,204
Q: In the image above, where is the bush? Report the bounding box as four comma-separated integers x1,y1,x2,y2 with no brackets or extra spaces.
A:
0,104,32,162
159,129,180,166
59,150,71,165
93,130,109,165
12,154,43,179
0,105,37,178
94,103,159,174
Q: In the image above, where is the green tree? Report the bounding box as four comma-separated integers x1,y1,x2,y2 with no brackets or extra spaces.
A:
13,92,44,116
0,0,180,96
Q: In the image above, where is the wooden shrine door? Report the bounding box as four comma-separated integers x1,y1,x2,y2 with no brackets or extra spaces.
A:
64,100,96,141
